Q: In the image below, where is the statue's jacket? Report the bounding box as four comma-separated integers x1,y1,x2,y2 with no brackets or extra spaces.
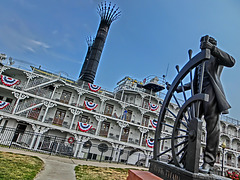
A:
195,47,235,113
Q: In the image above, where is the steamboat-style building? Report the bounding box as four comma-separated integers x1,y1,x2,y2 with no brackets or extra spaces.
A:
0,63,239,174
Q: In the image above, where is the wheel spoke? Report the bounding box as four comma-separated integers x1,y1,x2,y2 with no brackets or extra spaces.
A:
179,150,187,164
177,128,188,133
173,94,189,123
176,143,188,156
157,147,172,157
165,107,177,118
174,135,188,139
173,94,181,108
158,136,172,140
160,122,174,129
174,139,188,148
179,119,188,129
176,65,187,102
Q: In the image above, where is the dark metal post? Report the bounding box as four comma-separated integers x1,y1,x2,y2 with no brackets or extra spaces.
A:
221,142,226,176
99,151,103,162
86,146,91,161
137,153,141,166
50,136,57,155
125,150,130,165
109,147,114,163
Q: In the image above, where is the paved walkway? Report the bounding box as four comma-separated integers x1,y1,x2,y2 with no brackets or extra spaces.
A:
0,147,147,180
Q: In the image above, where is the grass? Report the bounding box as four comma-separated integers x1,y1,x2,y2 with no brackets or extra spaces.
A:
0,151,44,180
75,165,130,180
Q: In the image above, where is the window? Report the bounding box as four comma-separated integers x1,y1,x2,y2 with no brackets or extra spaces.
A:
142,132,148,146
5,98,13,104
60,90,72,104
85,97,94,102
99,121,110,137
53,109,66,125
142,98,149,109
80,115,90,124
121,127,129,142
27,106,41,120
104,103,114,116
125,110,132,122
0,96,3,100
142,115,149,127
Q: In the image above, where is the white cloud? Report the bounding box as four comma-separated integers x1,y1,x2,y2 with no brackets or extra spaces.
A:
23,45,35,53
30,39,50,49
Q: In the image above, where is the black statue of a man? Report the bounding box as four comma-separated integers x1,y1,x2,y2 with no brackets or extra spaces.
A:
176,35,235,173
197,35,235,173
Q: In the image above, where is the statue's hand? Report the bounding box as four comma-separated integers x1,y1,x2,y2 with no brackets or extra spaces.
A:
200,41,215,51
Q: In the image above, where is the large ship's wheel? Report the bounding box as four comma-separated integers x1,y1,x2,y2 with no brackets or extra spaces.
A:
153,49,212,173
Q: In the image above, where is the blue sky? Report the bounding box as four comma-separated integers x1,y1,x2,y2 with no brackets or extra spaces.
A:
1,0,240,119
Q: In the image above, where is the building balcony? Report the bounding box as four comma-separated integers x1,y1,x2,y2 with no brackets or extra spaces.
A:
99,131,108,137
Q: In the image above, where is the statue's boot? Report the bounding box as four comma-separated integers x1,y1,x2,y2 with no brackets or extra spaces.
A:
199,163,213,174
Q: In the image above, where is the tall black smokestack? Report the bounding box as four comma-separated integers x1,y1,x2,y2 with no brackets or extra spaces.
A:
78,37,94,79
78,2,121,84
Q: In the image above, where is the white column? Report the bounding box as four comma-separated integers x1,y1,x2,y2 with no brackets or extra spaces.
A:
23,71,39,89
33,126,49,150
140,110,145,125
94,115,106,136
144,151,152,167
116,145,125,162
73,135,81,157
111,143,118,162
121,89,125,101
77,136,89,158
12,92,29,114
117,121,129,141
42,101,57,122
74,89,84,107
69,108,82,129
29,125,41,149
138,127,148,146
50,83,59,99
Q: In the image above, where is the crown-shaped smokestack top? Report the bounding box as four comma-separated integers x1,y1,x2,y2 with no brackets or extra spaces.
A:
97,1,121,25
86,36,94,47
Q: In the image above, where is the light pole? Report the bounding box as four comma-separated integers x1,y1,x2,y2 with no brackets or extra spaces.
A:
221,142,226,176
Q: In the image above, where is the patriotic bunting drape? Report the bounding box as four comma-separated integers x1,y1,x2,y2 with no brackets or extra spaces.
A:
149,103,159,111
77,122,92,132
0,101,9,109
150,119,158,128
88,83,101,92
84,101,98,110
1,75,20,86
146,139,154,148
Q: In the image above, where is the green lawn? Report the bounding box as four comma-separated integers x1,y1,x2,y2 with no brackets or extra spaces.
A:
75,165,130,180
0,151,44,180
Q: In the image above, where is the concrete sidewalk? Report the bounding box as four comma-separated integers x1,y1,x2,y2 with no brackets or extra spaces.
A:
0,147,147,180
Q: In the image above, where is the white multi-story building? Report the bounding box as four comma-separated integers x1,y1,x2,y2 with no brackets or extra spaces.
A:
0,62,239,174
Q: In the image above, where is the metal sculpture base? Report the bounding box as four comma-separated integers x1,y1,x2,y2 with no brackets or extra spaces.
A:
149,160,229,180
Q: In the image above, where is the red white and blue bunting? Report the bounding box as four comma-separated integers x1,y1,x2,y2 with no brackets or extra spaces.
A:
149,103,159,111
150,119,158,128
84,101,98,110
77,122,92,132
88,83,101,92
0,101,10,109
1,75,20,86
146,139,154,148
